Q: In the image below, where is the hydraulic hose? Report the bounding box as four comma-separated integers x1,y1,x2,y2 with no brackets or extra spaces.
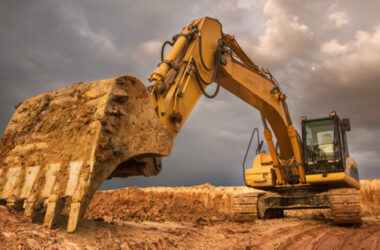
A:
198,31,215,71
160,40,174,61
242,127,261,186
192,39,223,98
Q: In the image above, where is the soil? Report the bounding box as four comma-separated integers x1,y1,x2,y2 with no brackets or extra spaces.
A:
1,180,379,249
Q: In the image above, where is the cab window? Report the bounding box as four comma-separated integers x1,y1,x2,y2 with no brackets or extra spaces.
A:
304,119,341,164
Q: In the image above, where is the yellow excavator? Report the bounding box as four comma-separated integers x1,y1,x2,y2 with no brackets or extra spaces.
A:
0,17,360,232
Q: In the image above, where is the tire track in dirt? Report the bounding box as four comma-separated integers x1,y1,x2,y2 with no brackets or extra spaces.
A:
338,221,380,250
171,218,380,250
276,222,329,249
283,220,380,250
252,220,320,249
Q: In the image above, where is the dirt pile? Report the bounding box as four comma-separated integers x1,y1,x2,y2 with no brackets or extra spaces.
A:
83,184,241,224
359,179,380,215
82,180,379,225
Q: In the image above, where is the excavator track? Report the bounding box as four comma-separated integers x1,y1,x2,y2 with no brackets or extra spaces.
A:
232,192,260,221
328,188,362,225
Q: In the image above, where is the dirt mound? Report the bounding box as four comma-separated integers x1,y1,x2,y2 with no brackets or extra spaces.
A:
81,180,379,225
83,185,230,224
359,179,380,215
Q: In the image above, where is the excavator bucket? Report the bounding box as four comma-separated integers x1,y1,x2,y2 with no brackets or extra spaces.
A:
0,75,173,232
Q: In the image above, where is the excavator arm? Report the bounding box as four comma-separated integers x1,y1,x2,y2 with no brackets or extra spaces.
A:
149,17,305,185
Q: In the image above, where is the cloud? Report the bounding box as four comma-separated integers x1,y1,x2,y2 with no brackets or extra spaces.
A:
321,39,347,55
321,25,380,85
140,40,162,57
238,0,315,74
329,11,349,28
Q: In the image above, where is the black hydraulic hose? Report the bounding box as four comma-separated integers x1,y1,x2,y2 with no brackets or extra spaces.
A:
160,28,222,99
192,49,221,98
160,33,192,69
242,127,260,186
192,56,218,85
193,67,220,98
161,40,174,61
198,32,215,71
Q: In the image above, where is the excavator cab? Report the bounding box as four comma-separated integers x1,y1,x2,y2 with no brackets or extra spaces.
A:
302,112,359,185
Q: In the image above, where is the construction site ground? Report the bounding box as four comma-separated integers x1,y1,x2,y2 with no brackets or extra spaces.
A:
1,179,379,249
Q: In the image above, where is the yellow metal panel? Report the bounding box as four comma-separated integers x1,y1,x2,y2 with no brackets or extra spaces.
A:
246,174,273,187
305,173,360,189
261,154,273,165
245,153,275,188
151,17,222,136
220,56,293,160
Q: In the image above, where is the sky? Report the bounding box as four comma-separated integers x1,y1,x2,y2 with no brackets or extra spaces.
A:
0,0,379,189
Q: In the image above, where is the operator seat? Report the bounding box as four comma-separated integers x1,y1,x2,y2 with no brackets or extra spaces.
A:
320,133,334,160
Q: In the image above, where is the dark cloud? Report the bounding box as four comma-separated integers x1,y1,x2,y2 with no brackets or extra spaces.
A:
0,0,378,190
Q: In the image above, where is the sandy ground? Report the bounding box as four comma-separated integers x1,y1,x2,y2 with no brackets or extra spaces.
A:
1,180,379,249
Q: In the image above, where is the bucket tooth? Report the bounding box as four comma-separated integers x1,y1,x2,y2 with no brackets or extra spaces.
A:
67,201,83,233
20,166,40,199
42,163,61,197
43,195,65,229
1,167,22,200
24,200,38,221
65,161,84,197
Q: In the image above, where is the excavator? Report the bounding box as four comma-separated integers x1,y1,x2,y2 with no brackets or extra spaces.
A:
0,17,361,232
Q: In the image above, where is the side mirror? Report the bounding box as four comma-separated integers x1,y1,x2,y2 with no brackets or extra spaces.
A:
342,118,351,132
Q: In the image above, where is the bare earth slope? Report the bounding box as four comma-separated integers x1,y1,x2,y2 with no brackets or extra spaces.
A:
1,179,379,249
